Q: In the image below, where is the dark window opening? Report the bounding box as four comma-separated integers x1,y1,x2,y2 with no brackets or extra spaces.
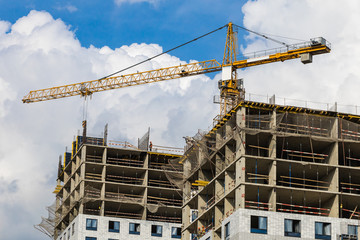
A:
171,227,181,239
285,219,301,237
348,225,358,236
251,216,267,234
129,223,140,235
108,221,120,233
225,222,230,239
72,223,75,235
85,237,97,240
151,225,163,237
315,222,331,239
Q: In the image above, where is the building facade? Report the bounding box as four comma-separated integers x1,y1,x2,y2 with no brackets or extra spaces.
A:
56,214,181,240
54,134,183,240
182,101,360,240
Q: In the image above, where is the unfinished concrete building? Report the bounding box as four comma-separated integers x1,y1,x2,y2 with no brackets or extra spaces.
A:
182,101,360,240
53,128,184,240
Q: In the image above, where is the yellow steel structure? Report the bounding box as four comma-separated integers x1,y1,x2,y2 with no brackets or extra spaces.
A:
22,23,331,119
53,184,63,194
223,22,238,65
192,180,210,187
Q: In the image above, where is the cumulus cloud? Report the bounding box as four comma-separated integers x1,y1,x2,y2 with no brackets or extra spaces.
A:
114,0,160,6
0,77,16,117
0,10,216,240
240,0,360,110
0,21,11,35
2,1,360,239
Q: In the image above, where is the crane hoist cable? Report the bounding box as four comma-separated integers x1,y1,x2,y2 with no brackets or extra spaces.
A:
233,23,289,47
99,23,294,81
100,24,228,80
250,32,306,42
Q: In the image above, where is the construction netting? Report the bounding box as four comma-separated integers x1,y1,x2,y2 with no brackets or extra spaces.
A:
241,112,335,138
171,111,342,201
339,118,360,141
34,202,56,239
233,112,338,166
164,130,220,202
138,128,150,151
276,112,334,138
167,111,339,183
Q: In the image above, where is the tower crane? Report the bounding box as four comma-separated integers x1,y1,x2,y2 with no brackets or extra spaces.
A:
22,22,331,120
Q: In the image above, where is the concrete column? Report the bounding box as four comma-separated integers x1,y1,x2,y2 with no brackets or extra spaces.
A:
269,188,277,212
225,145,233,166
215,154,224,175
330,117,339,139
326,167,339,192
76,155,81,172
268,161,277,186
224,197,235,219
235,107,246,161
71,157,76,178
141,204,146,220
64,169,69,186
236,157,245,185
235,184,245,209
183,156,192,203
269,109,277,212
329,195,339,217
144,152,149,168
216,126,224,149
214,205,224,229
143,167,148,187
198,194,206,215
236,107,246,128
182,229,191,240
215,178,225,201
328,142,339,165
79,180,85,214
100,166,105,218
182,204,191,228
225,171,235,194
213,230,221,240
102,148,107,164
269,110,277,158
81,145,86,164
100,200,105,216
143,185,148,220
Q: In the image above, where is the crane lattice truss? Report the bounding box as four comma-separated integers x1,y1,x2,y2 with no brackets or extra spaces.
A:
22,23,331,119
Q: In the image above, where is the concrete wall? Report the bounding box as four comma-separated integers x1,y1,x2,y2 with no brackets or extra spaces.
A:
55,214,182,240
221,208,359,240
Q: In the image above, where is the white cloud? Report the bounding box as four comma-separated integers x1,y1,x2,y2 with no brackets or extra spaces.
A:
0,77,16,117
55,4,78,13
114,0,160,6
0,10,216,240
0,21,11,35
2,1,360,239
240,0,360,110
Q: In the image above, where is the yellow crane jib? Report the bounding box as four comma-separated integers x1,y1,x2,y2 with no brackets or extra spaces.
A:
22,22,331,119
22,59,222,103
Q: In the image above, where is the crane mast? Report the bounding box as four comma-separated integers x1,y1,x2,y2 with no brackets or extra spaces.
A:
219,22,243,118
22,23,331,120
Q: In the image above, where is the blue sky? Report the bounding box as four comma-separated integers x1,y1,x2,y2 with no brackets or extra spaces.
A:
1,1,360,240
0,0,248,63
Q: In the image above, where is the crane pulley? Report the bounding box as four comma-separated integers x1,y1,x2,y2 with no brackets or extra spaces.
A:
22,23,331,119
